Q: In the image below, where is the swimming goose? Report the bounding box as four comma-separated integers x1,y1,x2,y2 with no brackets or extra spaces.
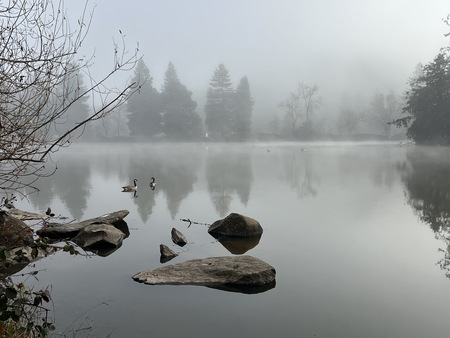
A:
149,177,156,190
122,179,138,192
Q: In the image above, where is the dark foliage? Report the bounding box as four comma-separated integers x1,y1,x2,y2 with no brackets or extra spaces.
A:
127,60,163,138
393,53,450,145
161,62,203,140
204,64,236,140
234,76,253,140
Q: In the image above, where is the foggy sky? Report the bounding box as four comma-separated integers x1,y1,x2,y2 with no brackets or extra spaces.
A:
69,0,450,130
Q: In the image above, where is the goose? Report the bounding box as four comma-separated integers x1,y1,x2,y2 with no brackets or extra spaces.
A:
122,179,138,192
149,177,156,190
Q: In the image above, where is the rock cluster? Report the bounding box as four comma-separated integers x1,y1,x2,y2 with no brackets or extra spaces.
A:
137,212,274,293
35,210,130,256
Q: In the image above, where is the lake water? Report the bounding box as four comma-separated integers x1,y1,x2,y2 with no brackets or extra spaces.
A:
11,142,450,337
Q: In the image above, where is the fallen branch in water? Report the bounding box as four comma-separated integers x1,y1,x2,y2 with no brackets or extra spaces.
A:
180,218,211,228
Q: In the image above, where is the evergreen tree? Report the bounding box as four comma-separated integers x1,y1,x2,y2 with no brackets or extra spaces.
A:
51,65,90,139
234,76,253,140
398,53,450,145
161,62,203,140
127,59,162,138
204,64,235,140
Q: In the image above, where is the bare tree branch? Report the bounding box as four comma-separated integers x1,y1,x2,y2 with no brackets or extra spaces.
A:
0,0,141,193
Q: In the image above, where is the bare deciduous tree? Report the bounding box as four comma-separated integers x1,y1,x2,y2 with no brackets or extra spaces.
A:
297,83,320,122
278,82,320,137
337,108,360,136
278,93,300,136
0,0,140,193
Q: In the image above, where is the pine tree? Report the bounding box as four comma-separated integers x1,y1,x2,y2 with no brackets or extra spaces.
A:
127,59,162,138
161,62,203,140
234,76,253,140
51,65,90,139
204,64,235,140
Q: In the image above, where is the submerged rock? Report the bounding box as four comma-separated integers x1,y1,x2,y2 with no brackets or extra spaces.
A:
171,228,187,247
133,255,276,293
208,213,263,238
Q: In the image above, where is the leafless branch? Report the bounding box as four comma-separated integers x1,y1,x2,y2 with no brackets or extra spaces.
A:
0,0,141,194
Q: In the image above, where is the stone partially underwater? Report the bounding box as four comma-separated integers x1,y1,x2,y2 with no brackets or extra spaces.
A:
208,213,263,238
171,227,187,247
36,210,130,256
207,213,263,254
132,255,276,294
36,210,129,239
159,244,178,263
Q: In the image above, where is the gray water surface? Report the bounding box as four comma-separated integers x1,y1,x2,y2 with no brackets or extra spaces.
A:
14,142,450,338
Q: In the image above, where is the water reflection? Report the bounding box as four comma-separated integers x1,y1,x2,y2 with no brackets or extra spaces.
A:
125,155,162,222
126,146,201,220
206,148,253,216
210,233,262,254
28,158,91,220
14,143,450,337
24,144,406,227
337,147,398,189
207,279,276,294
400,147,450,276
86,244,123,257
283,150,318,198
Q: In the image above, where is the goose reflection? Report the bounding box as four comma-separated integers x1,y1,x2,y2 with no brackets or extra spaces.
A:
149,177,156,190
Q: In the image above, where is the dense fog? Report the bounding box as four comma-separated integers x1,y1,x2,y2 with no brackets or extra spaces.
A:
65,1,448,129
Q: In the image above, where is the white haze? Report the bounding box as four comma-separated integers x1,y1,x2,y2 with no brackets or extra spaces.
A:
68,0,450,131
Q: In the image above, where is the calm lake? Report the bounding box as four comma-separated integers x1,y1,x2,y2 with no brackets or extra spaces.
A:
11,142,450,337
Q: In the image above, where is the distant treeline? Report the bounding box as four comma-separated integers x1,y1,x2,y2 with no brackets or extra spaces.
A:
66,48,450,145
65,60,253,142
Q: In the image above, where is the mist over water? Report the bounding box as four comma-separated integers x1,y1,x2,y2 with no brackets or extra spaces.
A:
3,0,450,335
10,142,450,337
64,1,450,134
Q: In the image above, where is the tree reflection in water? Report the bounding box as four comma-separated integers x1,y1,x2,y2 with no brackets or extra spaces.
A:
27,158,91,220
400,147,450,276
206,148,253,217
283,149,318,198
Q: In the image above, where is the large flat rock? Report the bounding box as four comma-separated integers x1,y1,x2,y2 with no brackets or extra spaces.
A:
133,255,276,293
